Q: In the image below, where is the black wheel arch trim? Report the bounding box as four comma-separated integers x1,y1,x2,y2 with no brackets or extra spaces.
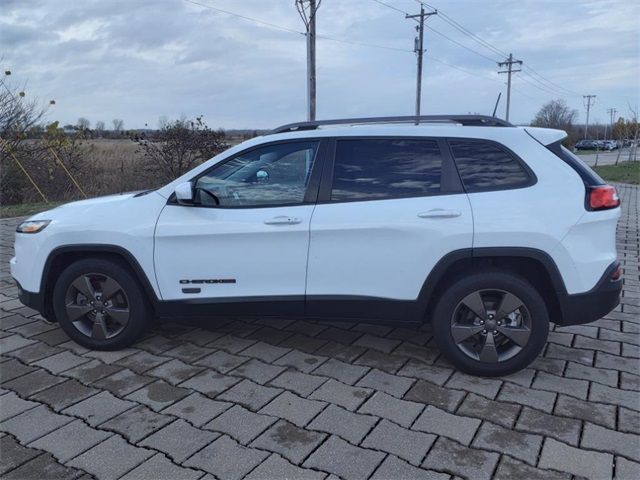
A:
40,244,161,312
418,246,620,326
416,246,569,321
471,247,568,294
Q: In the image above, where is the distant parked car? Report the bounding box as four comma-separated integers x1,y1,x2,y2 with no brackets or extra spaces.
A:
604,140,618,151
575,140,598,150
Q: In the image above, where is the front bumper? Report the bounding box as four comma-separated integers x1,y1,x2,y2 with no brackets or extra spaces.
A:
16,280,45,316
556,262,622,326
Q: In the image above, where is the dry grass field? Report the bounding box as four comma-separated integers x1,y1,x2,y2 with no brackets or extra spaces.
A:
82,139,152,192
1,134,250,211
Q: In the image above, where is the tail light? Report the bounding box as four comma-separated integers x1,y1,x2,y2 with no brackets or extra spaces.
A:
588,185,620,211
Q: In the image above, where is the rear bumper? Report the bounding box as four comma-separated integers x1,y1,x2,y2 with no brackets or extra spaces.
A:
556,262,622,326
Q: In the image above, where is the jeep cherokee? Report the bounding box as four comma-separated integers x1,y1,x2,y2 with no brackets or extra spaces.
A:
11,115,622,376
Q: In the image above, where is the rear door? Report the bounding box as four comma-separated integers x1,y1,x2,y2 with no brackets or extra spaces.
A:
447,138,540,250
305,137,473,321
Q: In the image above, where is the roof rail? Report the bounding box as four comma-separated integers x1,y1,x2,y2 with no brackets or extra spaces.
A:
269,115,513,134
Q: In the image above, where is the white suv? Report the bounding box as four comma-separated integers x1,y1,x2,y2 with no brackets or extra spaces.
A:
11,115,622,376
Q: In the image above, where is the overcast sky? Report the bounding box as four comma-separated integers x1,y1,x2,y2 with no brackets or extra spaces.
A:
2,0,638,129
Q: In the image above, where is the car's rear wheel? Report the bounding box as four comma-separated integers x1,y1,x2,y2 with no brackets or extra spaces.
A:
53,258,150,350
431,271,549,376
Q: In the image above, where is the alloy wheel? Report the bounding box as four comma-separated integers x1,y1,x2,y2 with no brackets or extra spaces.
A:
64,273,130,340
450,289,532,363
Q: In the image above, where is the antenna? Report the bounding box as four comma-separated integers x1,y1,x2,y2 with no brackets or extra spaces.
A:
492,92,502,117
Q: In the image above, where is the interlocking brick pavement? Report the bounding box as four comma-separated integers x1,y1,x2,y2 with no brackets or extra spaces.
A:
1,183,638,480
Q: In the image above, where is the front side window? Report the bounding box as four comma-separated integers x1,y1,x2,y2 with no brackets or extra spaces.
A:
331,139,443,201
449,139,531,192
194,141,318,207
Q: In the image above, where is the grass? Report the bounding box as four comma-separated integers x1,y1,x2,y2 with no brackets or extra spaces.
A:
575,149,618,155
594,161,640,185
0,202,64,219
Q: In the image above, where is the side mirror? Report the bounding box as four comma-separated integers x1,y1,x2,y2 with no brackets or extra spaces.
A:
175,181,194,205
256,170,269,183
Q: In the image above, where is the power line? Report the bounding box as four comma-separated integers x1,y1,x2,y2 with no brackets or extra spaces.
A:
521,65,582,96
183,0,303,34
425,55,501,85
371,0,500,64
437,15,507,58
518,70,571,96
414,0,583,99
187,0,582,110
517,73,571,98
425,24,500,63
371,0,411,16
416,1,509,58
185,0,410,54
511,85,545,103
318,34,412,52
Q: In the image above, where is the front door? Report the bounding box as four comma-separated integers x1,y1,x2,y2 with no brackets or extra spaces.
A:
154,140,324,315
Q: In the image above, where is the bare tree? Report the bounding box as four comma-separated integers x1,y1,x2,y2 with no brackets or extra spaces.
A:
0,70,53,203
134,116,228,181
112,118,124,133
1,73,49,149
77,117,90,130
95,121,105,136
531,99,578,130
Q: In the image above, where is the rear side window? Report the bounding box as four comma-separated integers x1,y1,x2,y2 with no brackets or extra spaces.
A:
331,139,442,201
449,139,532,192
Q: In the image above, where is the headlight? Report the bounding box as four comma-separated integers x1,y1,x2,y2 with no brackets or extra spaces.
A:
16,220,51,234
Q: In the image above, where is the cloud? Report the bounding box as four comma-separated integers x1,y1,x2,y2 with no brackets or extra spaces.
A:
1,0,637,128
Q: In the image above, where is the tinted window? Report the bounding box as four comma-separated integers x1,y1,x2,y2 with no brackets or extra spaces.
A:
449,140,531,191
331,139,443,201
195,141,318,207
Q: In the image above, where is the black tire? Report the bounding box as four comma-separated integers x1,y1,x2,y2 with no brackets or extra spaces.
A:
431,270,549,377
52,258,150,350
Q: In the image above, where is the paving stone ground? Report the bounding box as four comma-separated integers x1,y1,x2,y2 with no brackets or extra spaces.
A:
1,183,638,480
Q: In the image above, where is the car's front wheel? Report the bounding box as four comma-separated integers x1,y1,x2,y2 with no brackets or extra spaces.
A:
431,271,549,376
53,258,151,350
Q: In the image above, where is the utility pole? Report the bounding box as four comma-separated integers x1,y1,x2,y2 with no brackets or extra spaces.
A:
406,5,437,121
497,53,522,122
606,107,617,140
296,0,321,121
583,95,596,139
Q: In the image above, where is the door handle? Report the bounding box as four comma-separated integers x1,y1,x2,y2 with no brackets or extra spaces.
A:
418,209,462,219
264,216,303,225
